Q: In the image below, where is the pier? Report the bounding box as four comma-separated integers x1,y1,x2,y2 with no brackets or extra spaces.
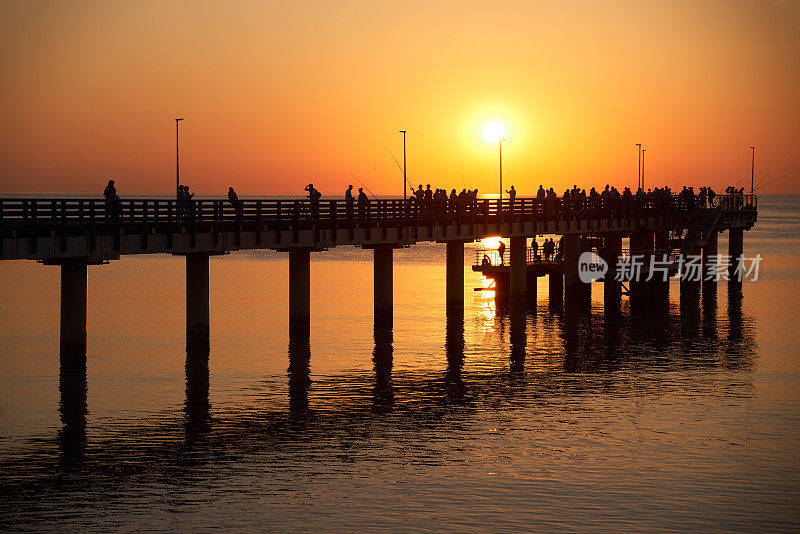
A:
0,193,757,359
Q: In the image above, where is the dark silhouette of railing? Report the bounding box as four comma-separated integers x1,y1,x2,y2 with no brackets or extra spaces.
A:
0,194,757,254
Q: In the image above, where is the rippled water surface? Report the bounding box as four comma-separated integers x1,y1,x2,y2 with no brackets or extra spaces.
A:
1,195,799,532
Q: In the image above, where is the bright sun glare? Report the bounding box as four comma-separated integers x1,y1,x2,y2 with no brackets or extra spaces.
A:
482,121,506,143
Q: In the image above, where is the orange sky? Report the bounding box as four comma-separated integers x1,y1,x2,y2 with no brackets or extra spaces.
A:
1,0,798,195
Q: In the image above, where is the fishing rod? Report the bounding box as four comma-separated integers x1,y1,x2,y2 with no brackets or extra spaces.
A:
384,144,412,192
754,175,781,193
350,173,378,199
754,173,772,191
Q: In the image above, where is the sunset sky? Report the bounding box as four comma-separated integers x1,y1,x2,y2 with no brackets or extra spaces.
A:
1,0,798,195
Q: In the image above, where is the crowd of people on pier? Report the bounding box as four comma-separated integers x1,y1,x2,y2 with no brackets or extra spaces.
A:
100,179,752,223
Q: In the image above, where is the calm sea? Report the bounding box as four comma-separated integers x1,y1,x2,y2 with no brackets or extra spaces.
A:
0,195,798,532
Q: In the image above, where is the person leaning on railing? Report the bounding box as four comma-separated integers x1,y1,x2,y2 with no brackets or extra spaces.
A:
103,179,120,222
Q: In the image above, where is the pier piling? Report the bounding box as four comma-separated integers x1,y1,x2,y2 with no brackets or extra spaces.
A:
509,236,527,303
186,253,210,353
289,249,311,337
446,241,465,311
60,260,88,357
373,244,393,326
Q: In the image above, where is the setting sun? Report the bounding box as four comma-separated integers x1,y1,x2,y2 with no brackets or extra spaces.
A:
482,121,506,144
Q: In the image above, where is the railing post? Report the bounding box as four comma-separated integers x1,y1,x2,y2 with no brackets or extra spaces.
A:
256,201,263,246
276,200,283,245
59,200,67,253
213,201,219,246
330,200,337,244
0,199,4,255
153,200,160,249
88,201,96,252
142,200,149,250
167,201,174,250
234,200,241,247
30,200,38,254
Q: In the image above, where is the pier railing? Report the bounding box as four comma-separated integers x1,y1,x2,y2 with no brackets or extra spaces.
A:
0,194,755,228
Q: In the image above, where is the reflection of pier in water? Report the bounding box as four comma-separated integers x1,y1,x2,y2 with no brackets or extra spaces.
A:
2,288,757,509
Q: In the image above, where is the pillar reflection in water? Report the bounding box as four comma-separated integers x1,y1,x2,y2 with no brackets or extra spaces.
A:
185,350,211,440
680,280,702,339
509,303,527,375
372,325,394,414
287,336,311,416
727,287,743,341
444,309,466,405
702,285,718,340
58,352,87,466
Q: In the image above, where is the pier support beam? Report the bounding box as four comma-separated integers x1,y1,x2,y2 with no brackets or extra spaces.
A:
60,261,88,357
562,234,591,302
186,253,210,353
289,249,311,337
728,228,744,289
446,241,465,311
654,231,669,251
509,236,527,303
564,234,590,304
603,237,622,313
549,272,563,306
702,230,719,294
564,234,580,301
373,245,393,326
527,273,538,304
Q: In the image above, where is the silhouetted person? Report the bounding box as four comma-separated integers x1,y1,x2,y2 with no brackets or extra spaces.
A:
498,240,506,265
304,183,321,218
531,239,539,260
182,185,195,221
357,187,369,223
228,187,242,217
103,179,116,200
506,185,516,202
103,179,118,222
345,184,354,219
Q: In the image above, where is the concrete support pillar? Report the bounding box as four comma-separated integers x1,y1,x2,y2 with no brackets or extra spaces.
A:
563,234,581,301
186,253,210,353
373,245,393,326
549,272,563,306
629,231,652,255
654,231,669,251
702,230,719,293
603,237,622,313
509,236,527,303
564,234,590,304
60,261,88,357
289,249,311,337
527,273,538,304
728,228,744,289
446,241,465,311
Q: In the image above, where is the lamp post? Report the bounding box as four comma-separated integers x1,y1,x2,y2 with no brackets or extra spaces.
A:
636,143,642,190
175,118,184,198
482,122,506,201
499,138,504,201
641,148,646,190
749,146,755,195
400,130,407,200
